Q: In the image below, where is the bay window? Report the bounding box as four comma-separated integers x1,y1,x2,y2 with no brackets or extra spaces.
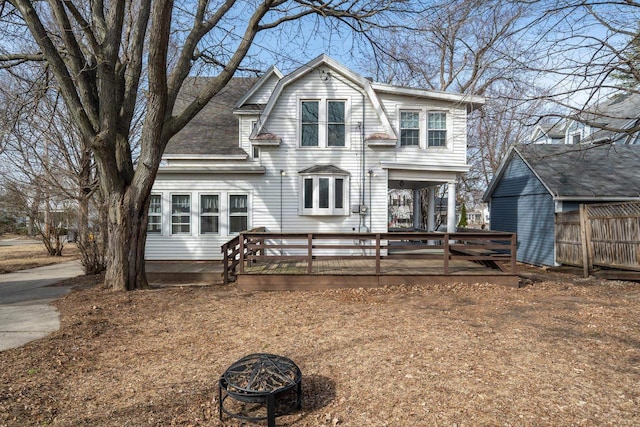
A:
300,173,349,216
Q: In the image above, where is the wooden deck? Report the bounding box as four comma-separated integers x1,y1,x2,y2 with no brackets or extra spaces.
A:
145,261,223,284
224,231,519,291
238,257,517,290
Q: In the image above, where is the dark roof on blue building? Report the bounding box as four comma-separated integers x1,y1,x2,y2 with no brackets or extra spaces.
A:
484,144,640,201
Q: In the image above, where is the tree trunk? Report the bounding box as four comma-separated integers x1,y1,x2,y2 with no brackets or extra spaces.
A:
104,187,151,291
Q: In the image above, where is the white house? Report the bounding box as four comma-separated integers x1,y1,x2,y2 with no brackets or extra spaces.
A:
146,55,484,260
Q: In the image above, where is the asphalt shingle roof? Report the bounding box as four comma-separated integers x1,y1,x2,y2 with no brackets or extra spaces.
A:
580,92,640,144
517,144,640,199
165,77,258,156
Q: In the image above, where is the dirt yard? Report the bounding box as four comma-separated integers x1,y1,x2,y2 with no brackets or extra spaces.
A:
0,240,79,273
0,269,639,426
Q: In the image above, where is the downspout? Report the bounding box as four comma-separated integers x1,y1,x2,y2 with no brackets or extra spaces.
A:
361,92,366,232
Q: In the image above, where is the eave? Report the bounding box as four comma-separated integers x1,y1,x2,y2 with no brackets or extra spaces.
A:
370,82,485,112
163,154,248,160
380,161,470,173
157,165,266,174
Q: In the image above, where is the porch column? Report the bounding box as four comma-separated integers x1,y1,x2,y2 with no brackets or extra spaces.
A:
427,186,435,231
447,182,456,232
413,189,421,229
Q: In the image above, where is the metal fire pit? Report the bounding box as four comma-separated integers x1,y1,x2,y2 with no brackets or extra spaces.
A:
219,353,302,427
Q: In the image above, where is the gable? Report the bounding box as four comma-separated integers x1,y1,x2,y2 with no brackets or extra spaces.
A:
491,155,549,198
252,54,397,141
235,66,283,108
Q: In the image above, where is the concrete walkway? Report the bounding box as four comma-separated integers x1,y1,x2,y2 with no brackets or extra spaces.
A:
0,261,84,351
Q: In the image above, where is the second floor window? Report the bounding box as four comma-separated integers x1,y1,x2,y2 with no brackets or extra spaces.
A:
427,112,447,147
327,101,345,147
300,99,347,148
400,111,420,146
301,101,319,146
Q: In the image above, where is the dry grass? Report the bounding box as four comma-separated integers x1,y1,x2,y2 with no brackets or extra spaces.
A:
0,269,639,426
0,241,79,274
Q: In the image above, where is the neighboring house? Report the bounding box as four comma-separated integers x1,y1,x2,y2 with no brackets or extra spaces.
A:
146,55,484,261
531,121,566,144
531,92,640,146
576,92,640,145
483,144,640,266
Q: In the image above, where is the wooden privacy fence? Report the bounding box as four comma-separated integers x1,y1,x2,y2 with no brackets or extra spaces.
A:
555,202,640,276
222,231,517,284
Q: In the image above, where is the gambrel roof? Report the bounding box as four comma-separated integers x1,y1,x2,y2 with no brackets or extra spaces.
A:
248,54,484,143
484,144,640,201
165,55,485,157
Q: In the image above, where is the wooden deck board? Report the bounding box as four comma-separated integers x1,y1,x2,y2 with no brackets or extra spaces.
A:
238,258,519,290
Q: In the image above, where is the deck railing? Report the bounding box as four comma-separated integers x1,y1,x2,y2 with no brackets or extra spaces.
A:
223,231,517,283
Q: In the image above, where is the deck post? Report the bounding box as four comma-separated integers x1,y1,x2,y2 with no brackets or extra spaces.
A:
443,234,450,274
307,234,313,273
239,234,245,274
375,234,381,274
222,243,228,284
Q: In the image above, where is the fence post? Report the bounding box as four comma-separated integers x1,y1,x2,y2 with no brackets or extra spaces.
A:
584,205,594,273
579,204,591,278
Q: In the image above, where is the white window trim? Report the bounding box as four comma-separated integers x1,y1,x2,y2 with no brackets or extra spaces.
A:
399,109,422,147
427,111,448,148
147,193,163,235
250,120,260,158
299,175,349,216
198,193,220,236
170,193,191,236
228,193,250,235
298,97,351,149
396,108,452,150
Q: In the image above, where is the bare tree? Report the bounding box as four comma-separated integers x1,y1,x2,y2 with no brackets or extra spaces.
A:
513,1,640,131
360,0,539,220
0,0,414,290
0,69,106,265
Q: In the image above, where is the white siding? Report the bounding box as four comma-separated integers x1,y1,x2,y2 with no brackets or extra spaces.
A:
378,93,468,167
246,73,280,104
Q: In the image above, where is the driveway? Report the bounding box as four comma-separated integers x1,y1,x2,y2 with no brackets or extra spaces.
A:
0,261,84,351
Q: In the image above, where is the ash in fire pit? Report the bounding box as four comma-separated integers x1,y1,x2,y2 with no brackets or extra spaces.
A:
219,353,302,427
